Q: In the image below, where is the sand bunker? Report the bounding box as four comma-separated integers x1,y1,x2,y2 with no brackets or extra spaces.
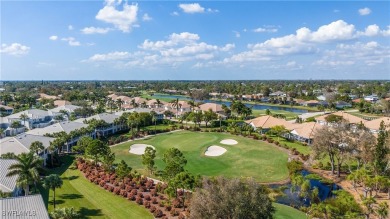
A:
129,144,155,155
205,146,227,157
220,139,238,145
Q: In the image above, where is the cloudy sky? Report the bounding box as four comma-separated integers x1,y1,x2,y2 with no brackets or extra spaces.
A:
1,1,389,80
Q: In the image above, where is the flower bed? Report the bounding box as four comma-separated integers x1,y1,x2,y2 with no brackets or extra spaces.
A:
76,158,189,218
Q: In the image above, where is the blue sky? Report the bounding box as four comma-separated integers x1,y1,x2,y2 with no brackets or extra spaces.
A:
1,1,389,80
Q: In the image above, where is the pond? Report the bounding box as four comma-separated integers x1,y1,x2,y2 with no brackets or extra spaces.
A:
151,94,309,114
272,170,341,207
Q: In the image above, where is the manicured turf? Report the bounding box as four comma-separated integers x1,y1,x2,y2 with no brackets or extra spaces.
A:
111,131,289,183
252,109,298,120
41,156,153,219
273,203,306,219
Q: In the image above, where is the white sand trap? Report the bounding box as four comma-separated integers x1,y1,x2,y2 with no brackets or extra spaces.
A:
220,139,238,145
205,146,227,157
129,144,155,155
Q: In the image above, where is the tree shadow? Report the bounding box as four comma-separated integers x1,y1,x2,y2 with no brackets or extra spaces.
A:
63,175,79,181
78,207,104,218
58,193,84,199
48,199,65,206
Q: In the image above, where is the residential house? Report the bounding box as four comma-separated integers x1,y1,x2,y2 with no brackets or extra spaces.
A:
0,134,54,164
316,95,327,101
317,101,329,107
0,194,50,218
0,159,21,196
165,100,192,115
74,113,126,137
53,100,72,107
6,109,54,130
269,91,286,97
364,95,379,102
288,122,322,144
335,101,352,109
49,105,81,119
316,111,367,126
364,117,390,133
0,104,14,116
246,115,296,133
26,121,93,152
302,100,319,107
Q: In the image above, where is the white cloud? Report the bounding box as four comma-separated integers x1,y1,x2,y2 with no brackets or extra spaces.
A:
358,7,371,16
333,9,340,13
96,0,138,32
0,43,30,56
61,37,81,46
253,27,278,33
171,11,179,16
179,3,204,14
68,25,74,30
49,35,58,41
233,31,240,38
142,13,152,21
81,27,111,34
85,51,130,62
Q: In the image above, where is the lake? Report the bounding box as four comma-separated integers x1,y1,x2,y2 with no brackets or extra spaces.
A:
151,94,309,114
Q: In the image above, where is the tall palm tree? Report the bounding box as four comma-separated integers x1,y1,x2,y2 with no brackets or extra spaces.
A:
19,113,29,128
30,141,45,156
116,98,124,111
107,98,115,113
171,98,181,118
155,99,161,108
187,100,196,112
43,174,63,209
6,153,44,196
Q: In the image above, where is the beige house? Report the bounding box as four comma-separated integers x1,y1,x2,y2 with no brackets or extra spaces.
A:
316,111,367,126
198,103,224,113
364,117,390,133
246,115,297,133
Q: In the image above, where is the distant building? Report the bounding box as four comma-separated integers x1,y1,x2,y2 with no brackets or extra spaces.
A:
335,101,352,109
0,159,21,196
0,104,14,115
53,100,72,107
364,95,379,102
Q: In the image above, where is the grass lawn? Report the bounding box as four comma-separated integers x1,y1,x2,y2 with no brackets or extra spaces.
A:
40,156,153,219
267,135,311,155
273,203,306,219
252,109,298,120
111,131,289,183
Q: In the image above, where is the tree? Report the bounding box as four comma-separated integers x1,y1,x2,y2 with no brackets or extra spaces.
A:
72,136,93,154
163,148,187,180
116,160,132,179
50,207,80,219
85,139,109,165
116,98,124,111
325,114,343,123
312,126,338,175
43,174,63,209
19,113,29,127
202,109,217,127
265,109,271,115
102,152,115,173
376,202,389,219
30,141,44,156
373,121,389,175
171,98,181,118
270,125,288,141
167,171,199,210
6,153,44,196
190,176,275,219
189,111,203,128
142,146,156,175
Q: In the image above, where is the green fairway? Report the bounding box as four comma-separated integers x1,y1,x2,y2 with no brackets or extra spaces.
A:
252,109,299,120
41,156,153,219
111,131,289,183
273,203,306,219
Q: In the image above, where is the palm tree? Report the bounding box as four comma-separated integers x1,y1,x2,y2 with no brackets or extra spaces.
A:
6,153,44,196
155,99,161,108
19,113,29,128
187,100,196,112
171,98,181,118
116,98,124,111
43,174,63,209
30,141,45,156
107,98,115,113
150,111,158,134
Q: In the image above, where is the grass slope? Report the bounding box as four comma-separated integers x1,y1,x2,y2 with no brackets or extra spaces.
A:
41,156,153,219
112,131,289,183
274,203,306,219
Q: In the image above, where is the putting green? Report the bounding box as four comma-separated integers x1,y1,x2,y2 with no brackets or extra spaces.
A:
112,131,289,183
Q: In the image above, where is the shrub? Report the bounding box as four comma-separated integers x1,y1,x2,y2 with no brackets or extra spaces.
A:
150,206,156,213
178,212,186,219
150,189,158,197
120,190,127,197
170,208,179,216
152,197,158,204
154,209,163,218
165,205,172,211
274,141,280,146
136,196,143,205
144,195,151,201
144,201,151,208
99,180,105,187
113,187,120,195
172,198,181,208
